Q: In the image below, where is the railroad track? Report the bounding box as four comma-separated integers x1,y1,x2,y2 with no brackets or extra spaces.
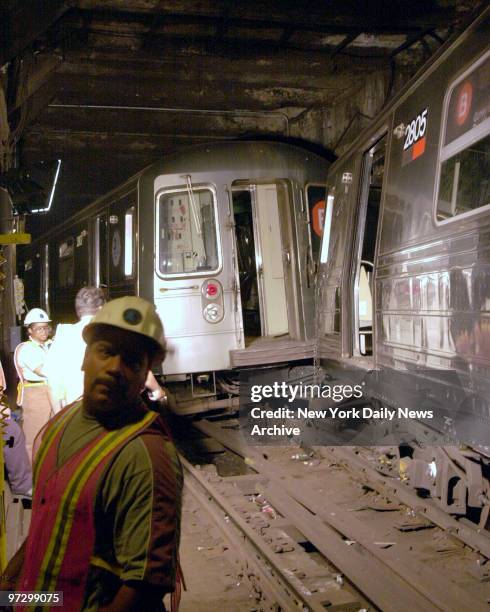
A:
179,417,490,611
183,457,365,611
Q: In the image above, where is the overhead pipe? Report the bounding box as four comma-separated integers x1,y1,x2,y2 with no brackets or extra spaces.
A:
48,103,290,136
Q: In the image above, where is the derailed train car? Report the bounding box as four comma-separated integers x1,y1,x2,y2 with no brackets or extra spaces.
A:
18,141,327,408
315,8,489,522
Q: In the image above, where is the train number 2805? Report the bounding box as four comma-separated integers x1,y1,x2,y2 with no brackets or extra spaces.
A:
403,108,428,150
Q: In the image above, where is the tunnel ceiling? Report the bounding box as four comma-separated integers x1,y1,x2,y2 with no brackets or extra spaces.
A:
1,0,486,225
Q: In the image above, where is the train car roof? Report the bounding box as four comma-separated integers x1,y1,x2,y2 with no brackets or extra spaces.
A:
25,139,329,244
140,139,329,179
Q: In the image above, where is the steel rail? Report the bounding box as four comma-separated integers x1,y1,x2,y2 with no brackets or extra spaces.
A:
194,419,489,611
256,481,438,612
181,456,333,612
257,473,484,612
194,418,490,557
194,423,438,610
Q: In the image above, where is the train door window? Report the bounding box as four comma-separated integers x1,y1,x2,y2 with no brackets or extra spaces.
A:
436,51,489,222
74,225,89,288
58,238,75,288
108,192,137,288
22,254,41,311
232,188,260,341
157,186,220,276
306,184,327,263
42,244,50,313
354,135,386,356
95,214,108,287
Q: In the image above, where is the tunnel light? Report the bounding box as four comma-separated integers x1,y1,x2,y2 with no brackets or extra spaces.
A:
31,159,62,213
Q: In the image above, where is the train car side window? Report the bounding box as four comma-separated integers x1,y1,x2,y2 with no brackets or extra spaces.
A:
95,214,108,287
124,207,135,277
43,243,50,313
157,186,220,277
436,51,489,222
58,238,75,288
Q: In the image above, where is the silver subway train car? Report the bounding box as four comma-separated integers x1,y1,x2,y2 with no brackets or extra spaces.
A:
19,141,328,407
315,8,489,521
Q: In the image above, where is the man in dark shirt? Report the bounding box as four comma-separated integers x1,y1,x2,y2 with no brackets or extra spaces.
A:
15,296,182,611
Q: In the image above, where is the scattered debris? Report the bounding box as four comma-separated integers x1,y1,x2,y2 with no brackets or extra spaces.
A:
373,541,396,549
433,532,464,554
395,517,435,532
355,499,403,512
291,452,312,461
251,494,278,519
272,542,295,553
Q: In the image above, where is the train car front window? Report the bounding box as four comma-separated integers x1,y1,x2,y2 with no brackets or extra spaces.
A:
58,238,75,288
157,188,219,276
436,51,490,222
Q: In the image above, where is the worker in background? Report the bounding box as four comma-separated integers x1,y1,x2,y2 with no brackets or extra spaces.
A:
1,362,31,496
12,296,183,611
45,286,106,412
13,308,54,460
46,285,172,414
1,368,32,567
3,417,32,497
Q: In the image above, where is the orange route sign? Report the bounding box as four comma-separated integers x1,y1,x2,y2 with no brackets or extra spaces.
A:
455,81,473,126
312,200,325,237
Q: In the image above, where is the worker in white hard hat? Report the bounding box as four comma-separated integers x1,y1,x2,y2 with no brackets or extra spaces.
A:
13,307,55,461
13,296,183,612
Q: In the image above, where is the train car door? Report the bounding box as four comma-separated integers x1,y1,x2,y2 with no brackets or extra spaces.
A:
232,182,290,341
255,184,289,336
107,192,137,298
353,134,387,357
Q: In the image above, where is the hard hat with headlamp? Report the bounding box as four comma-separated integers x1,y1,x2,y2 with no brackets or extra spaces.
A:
83,296,166,361
24,308,51,326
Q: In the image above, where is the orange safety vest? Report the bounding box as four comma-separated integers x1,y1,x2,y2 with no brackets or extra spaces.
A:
19,402,182,611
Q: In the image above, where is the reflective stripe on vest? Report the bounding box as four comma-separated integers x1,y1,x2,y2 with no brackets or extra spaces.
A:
21,405,159,611
32,402,77,485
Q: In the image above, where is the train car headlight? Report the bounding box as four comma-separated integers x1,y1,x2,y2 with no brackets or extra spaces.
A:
203,303,223,323
201,279,224,323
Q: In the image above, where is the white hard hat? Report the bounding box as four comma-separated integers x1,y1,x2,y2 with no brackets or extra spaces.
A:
24,308,51,326
83,296,166,359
